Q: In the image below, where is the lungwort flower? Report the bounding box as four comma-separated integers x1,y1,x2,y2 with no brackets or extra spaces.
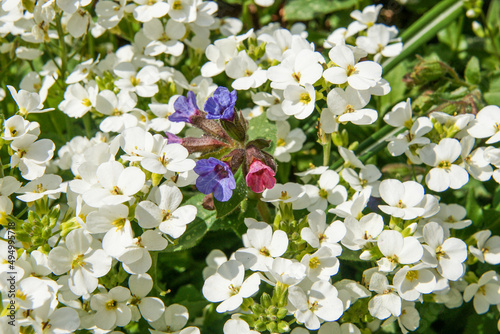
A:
204,86,237,120
245,159,276,193
194,157,236,201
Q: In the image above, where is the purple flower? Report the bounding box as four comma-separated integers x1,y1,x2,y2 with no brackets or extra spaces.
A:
194,157,236,202
170,91,200,123
204,87,237,121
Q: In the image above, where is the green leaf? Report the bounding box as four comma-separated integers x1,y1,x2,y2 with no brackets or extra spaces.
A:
338,248,364,262
465,56,481,85
213,169,247,218
283,0,358,21
484,92,500,105
165,194,216,252
247,113,277,154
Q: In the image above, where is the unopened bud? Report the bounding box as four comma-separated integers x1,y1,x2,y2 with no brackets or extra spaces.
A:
251,303,265,315
181,137,230,154
221,111,248,143
222,149,245,174
411,57,450,85
266,321,277,333
254,320,267,332
260,292,272,308
152,173,163,187
202,194,215,210
472,21,485,38
276,307,288,319
190,115,233,143
277,320,290,332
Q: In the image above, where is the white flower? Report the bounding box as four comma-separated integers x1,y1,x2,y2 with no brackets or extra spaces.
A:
469,230,500,265
82,160,145,207
267,49,324,90
421,222,467,281
268,257,306,286
288,280,344,330
326,87,377,125
135,184,196,238
2,115,39,141
7,85,53,115
16,174,63,202
393,264,436,301
90,286,132,330
225,51,267,90
128,274,165,322
140,136,195,175
202,260,261,313
301,209,346,253
149,304,200,334
342,164,381,196
329,187,371,219
378,179,426,220
29,306,81,334
235,219,288,271
301,246,340,281
431,203,472,230
342,213,384,251
463,270,500,314
223,318,259,334
375,230,423,272
58,81,99,118
383,98,413,128
419,138,469,192
96,0,126,29
348,4,383,35
114,63,160,97
460,136,493,181
48,229,112,296
323,45,382,90
167,0,197,22
144,18,186,57
203,249,228,279
274,121,306,162
368,272,402,320
386,117,433,160
282,83,316,119
467,105,500,144
132,0,169,22
10,134,55,180
262,182,305,204
356,24,402,62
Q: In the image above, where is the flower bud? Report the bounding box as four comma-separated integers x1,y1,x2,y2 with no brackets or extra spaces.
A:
222,148,245,174
251,303,265,315
410,57,450,86
277,320,290,332
190,115,233,143
260,292,272,308
221,110,248,143
266,321,277,333
254,320,267,332
181,136,230,154
276,307,288,319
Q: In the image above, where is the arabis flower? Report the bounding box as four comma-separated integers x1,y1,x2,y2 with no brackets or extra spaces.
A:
288,280,344,330
463,271,500,314
467,105,500,144
378,179,426,220
10,135,55,180
90,286,132,330
420,138,469,192
235,219,288,271
194,158,236,202
323,45,382,90
128,274,165,322
368,272,402,320
375,230,423,272
393,264,436,301
469,230,500,265
202,260,261,313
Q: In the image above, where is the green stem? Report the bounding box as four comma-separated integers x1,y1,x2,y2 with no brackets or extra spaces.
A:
55,12,68,80
82,113,93,138
257,197,272,225
323,133,331,166
383,0,465,74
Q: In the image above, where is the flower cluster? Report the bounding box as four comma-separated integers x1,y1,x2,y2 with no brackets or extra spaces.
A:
1,0,500,333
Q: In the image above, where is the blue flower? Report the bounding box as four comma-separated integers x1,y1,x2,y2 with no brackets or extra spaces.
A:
194,157,236,202
170,91,199,123
204,87,237,121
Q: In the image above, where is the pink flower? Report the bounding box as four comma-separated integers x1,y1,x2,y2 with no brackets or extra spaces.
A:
246,160,276,193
